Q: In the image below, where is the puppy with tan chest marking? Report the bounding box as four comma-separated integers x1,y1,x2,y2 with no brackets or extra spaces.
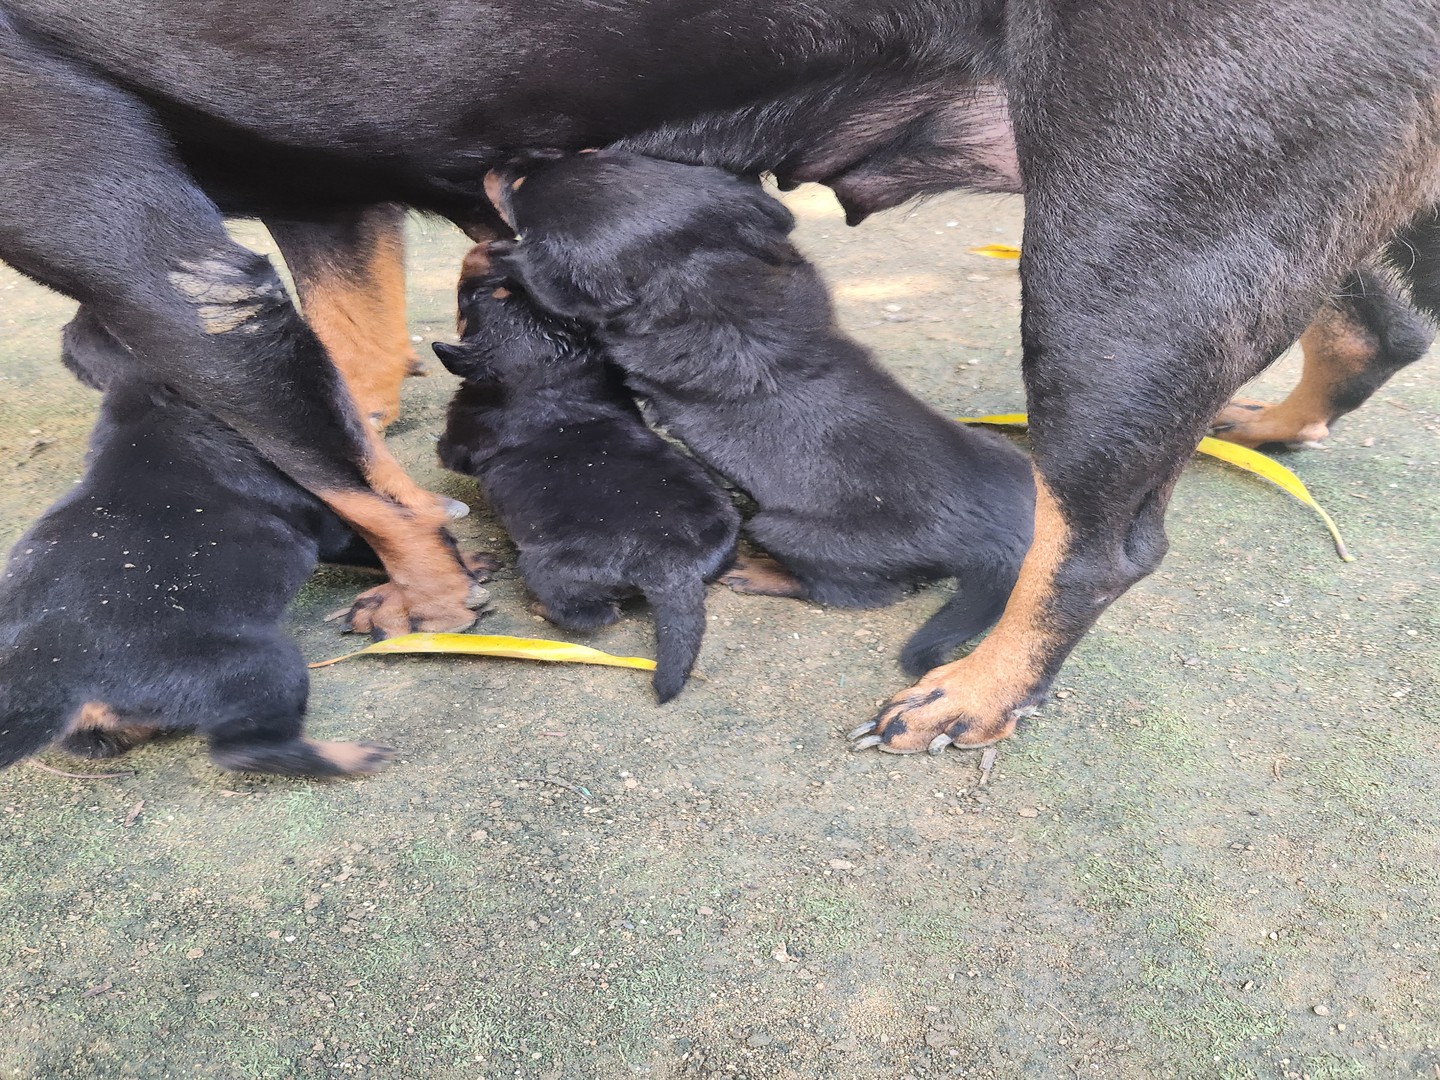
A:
434,248,740,702
489,150,1035,675
0,314,399,778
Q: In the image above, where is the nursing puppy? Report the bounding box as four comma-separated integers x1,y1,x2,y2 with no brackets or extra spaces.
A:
489,150,1035,675
434,250,740,702
0,314,396,778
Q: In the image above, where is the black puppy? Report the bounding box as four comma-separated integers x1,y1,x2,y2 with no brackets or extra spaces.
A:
489,150,1036,675
433,250,740,702
0,313,394,778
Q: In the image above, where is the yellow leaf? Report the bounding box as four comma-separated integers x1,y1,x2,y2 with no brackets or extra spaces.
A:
957,413,1353,563
968,244,1022,260
1193,437,1352,562
310,632,657,671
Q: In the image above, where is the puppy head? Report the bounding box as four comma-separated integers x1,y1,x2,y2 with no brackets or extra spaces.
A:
492,150,799,325
434,245,593,392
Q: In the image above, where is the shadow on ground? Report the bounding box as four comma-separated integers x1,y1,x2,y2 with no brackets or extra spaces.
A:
1,188,1437,1079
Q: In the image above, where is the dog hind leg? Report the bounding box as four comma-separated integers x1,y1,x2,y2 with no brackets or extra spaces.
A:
0,34,479,637
1211,267,1434,448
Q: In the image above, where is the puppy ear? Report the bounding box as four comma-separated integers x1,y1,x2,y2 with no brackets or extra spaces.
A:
431,341,471,376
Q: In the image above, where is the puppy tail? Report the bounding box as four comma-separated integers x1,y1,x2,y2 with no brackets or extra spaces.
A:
644,575,709,704
899,574,1014,679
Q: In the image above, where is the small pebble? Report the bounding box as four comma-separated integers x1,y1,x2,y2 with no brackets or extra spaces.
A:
1312,1004,1331,1016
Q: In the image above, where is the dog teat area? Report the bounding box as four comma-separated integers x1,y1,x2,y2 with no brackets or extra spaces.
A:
2,184,1438,1078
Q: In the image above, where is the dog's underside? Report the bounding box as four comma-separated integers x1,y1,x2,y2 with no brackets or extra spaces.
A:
1,0,1436,751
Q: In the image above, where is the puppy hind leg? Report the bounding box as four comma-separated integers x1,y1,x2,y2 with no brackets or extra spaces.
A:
58,703,164,760
898,572,1014,678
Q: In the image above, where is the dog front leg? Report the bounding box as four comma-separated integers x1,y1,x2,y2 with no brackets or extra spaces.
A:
851,1,1440,752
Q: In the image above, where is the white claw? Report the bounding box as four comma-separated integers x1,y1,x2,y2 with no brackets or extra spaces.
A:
927,733,954,755
441,497,472,520
877,743,921,755
850,734,884,751
847,721,878,740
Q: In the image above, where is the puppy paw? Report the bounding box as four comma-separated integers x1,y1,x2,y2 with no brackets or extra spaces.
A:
720,555,807,598
461,550,502,579
306,739,396,776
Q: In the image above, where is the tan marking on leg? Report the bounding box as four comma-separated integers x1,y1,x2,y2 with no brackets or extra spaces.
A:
303,739,395,775
1212,304,1377,448
293,221,417,430
720,555,809,598
318,489,489,638
866,472,1066,752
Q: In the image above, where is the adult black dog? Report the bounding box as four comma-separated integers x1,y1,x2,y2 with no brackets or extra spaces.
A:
1,1,1436,753
487,151,1035,679
0,314,397,777
434,247,739,702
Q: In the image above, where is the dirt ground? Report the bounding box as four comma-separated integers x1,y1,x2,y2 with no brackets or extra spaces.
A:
1,187,1438,1080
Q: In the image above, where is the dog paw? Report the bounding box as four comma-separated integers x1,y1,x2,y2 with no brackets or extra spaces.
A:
339,578,489,639
720,555,807,598
848,658,1046,756
1211,398,1329,449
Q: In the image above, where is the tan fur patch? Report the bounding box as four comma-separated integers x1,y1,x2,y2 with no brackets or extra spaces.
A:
720,555,808,598
871,472,1067,750
1212,303,1379,448
68,701,123,732
294,222,417,429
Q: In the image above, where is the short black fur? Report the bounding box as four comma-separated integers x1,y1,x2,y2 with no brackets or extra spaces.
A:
435,258,740,702
492,151,1036,675
0,318,390,778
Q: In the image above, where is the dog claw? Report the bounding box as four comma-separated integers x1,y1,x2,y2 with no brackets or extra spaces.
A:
850,734,883,751
847,720,878,740
465,582,491,609
440,497,471,520
927,733,954,755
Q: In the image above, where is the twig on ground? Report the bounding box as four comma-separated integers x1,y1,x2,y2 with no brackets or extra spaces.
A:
1046,1001,1079,1032
522,776,591,800
978,747,998,787
27,760,134,780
